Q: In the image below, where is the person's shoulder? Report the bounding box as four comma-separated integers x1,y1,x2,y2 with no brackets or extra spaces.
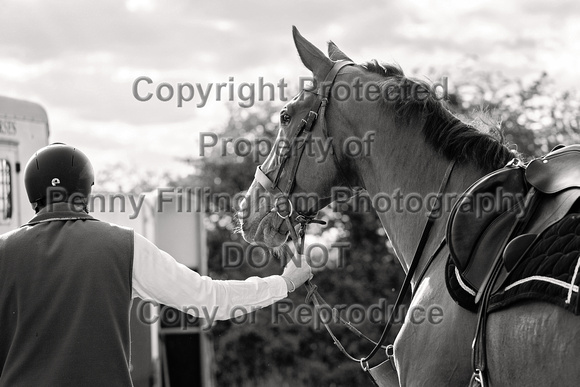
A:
0,227,21,241
90,217,134,233
0,225,31,247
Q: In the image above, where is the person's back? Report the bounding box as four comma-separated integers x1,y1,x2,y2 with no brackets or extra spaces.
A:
0,204,135,386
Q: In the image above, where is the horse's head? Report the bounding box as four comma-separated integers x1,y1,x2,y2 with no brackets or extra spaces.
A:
239,27,385,247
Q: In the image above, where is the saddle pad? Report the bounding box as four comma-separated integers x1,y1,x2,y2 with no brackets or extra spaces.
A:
446,213,580,314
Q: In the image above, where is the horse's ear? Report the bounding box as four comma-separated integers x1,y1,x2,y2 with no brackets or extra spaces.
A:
328,41,353,62
292,26,332,80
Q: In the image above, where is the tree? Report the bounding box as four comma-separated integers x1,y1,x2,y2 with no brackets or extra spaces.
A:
438,66,580,158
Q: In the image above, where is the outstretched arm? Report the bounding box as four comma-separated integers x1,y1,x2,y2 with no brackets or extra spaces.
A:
131,232,311,321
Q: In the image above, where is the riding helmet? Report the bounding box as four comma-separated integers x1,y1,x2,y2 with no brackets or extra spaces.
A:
24,143,94,209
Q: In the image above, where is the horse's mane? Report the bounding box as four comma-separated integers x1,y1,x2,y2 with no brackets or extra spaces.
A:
361,60,515,172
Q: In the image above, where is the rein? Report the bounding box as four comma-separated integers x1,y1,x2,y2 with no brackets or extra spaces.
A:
254,59,457,371
284,160,455,369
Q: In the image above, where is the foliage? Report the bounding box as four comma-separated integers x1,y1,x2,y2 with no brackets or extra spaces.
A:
438,67,580,158
95,162,172,193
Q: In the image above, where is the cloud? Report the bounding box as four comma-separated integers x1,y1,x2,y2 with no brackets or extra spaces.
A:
1,0,578,178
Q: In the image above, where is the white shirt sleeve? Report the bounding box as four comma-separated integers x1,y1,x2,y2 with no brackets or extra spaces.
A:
131,232,288,321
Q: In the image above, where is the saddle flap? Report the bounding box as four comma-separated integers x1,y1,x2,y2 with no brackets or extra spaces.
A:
526,144,580,194
447,166,528,276
503,233,537,272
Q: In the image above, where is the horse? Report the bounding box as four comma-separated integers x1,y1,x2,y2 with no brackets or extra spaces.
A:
237,26,580,386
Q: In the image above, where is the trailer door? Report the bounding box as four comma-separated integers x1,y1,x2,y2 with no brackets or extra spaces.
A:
0,141,20,234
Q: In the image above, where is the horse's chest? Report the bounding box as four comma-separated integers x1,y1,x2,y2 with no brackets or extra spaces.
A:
393,268,475,385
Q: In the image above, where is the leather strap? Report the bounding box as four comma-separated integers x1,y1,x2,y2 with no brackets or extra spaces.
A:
254,60,355,206
471,187,541,385
360,160,456,364
254,61,354,217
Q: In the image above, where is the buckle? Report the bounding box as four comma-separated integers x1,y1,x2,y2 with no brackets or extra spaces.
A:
273,196,293,219
505,158,524,168
469,369,486,387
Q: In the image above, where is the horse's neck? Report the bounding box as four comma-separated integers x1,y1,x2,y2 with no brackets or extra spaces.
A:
366,147,485,277
411,163,487,282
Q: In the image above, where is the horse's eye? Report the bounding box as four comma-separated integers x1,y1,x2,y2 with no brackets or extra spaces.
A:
280,113,291,126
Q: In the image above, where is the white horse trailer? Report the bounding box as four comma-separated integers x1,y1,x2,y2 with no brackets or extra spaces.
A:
0,96,50,233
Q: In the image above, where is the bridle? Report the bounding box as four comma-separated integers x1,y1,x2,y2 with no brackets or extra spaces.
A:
253,60,356,222
253,60,456,372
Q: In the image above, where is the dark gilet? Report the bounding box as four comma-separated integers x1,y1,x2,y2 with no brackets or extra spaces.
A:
0,203,134,386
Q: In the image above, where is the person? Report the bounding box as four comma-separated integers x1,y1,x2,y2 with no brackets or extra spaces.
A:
0,143,312,386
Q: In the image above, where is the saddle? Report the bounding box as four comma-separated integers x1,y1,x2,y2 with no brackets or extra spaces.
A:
447,144,580,301
446,144,580,386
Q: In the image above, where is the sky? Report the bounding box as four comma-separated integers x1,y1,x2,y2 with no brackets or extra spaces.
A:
2,0,579,185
